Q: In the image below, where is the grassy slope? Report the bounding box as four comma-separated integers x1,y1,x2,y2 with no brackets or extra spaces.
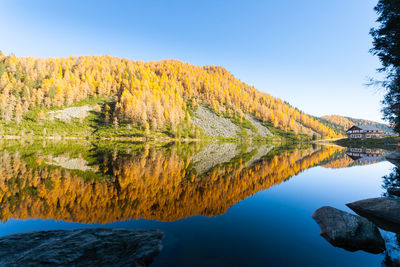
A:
0,97,310,141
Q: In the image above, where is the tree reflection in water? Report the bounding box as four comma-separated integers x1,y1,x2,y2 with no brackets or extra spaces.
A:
0,140,384,224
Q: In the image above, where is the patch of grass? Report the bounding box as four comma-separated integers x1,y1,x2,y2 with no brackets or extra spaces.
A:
163,113,209,140
92,123,148,138
262,122,311,141
0,97,111,138
230,116,258,134
333,136,400,150
186,99,198,117
237,127,250,139
221,112,259,138
73,96,111,107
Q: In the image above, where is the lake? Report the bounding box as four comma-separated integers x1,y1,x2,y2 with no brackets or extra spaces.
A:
0,140,398,266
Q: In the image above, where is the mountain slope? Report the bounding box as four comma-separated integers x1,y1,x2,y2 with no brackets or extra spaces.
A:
320,115,395,135
0,53,340,138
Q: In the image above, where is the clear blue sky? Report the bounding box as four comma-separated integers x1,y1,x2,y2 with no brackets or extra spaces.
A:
0,0,385,122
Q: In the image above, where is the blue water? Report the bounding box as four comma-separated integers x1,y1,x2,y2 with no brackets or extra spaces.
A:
0,156,393,266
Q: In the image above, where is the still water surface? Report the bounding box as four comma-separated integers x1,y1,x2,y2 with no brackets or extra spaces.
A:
0,140,397,266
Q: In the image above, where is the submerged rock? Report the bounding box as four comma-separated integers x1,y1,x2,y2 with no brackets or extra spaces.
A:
312,206,385,254
347,197,400,234
0,228,163,266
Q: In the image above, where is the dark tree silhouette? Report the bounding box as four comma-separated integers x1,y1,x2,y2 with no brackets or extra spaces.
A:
382,166,400,197
370,0,400,133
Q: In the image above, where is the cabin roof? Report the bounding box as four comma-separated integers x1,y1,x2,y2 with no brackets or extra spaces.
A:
346,125,381,132
359,125,381,131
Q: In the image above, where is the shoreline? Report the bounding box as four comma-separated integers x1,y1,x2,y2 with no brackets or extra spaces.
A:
0,135,312,143
325,137,400,150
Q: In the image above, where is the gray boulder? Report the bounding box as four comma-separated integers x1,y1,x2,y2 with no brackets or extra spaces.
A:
312,206,385,254
0,228,163,266
347,197,400,234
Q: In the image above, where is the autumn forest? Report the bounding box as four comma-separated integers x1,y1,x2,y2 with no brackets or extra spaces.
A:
0,53,342,139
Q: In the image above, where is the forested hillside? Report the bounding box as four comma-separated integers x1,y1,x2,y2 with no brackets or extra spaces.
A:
320,115,395,135
0,53,340,138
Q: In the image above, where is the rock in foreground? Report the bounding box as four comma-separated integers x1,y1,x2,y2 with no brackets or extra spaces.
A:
312,206,385,254
347,197,400,234
0,228,163,266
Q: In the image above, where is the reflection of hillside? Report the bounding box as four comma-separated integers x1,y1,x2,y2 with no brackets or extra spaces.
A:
0,143,341,224
321,155,354,168
190,142,239,174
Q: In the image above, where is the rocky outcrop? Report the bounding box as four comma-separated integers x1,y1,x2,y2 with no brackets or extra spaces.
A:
347,197,400,234
245,115,273,137
0,228,163,266
191,106,273,139
312,206,385,254
191,106,240,138
48,104,100,122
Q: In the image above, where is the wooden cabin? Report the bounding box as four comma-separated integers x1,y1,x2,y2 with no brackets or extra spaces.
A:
346,125,383,139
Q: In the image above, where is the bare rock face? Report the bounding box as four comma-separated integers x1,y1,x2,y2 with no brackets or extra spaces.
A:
191,106,239,138
312,206,385,254
347,197,400,234
48,104,99,122
0,228,163,267
245,115,273,137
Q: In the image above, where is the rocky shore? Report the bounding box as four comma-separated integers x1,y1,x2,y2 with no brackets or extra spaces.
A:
0,228,163,266
312,154,400,265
